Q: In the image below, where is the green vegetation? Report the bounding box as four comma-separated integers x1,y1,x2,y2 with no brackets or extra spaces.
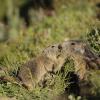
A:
0,0,100,100
87,28,100,54
0,0,27,20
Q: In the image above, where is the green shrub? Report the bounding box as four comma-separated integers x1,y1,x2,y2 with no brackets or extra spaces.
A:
87,28,100,54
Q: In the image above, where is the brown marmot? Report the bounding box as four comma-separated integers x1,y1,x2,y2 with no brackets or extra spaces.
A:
0,40,99,90
18,40,100,90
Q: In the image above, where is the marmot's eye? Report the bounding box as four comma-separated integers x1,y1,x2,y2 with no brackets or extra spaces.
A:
71,42,75,45
52,46,55,48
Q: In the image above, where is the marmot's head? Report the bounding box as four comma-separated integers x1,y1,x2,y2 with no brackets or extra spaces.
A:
42,40,87,59
62,40,86,55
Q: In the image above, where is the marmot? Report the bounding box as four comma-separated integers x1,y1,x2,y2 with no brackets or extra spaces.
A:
0,40,99,90
18,40,100,90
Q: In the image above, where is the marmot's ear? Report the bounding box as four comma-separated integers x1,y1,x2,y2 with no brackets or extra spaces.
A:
58,44,63,53
58,44,62,50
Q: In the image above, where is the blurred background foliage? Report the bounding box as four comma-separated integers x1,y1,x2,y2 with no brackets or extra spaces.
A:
0,0,99,41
